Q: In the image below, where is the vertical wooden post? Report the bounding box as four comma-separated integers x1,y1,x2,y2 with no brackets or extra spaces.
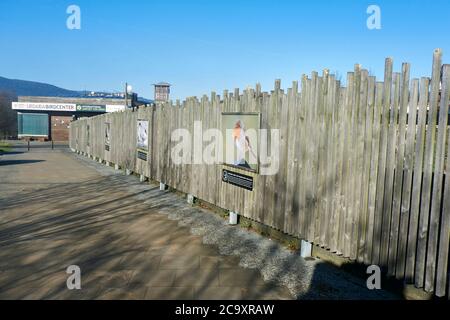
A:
380,71,400,268
372,57,393,265
388,63,410,276
426,63,450,293
405,77,430,282
396,78,419,279
415,49,442,288
436,65,450,297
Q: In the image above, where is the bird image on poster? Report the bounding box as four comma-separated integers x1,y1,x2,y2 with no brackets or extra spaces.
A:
222,113,259,172
105,123,111,146
86,124,90,146
137,120,149,150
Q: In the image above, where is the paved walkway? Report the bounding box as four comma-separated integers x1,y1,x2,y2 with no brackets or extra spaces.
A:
0,144,398,300
0,145,293,300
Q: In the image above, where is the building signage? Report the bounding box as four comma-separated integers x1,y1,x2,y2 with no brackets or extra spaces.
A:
12,102,76,112
222,169,254,191
76,105,107,113
106,105,126,113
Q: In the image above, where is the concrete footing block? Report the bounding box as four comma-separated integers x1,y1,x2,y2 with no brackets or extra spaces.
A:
160,182,168,191
98,158,103,164
229,212,238,225
187,194,195,204
114,164,120,170
125,169,132,176
300,240,312,258
139,174,147,182
403,284,434,300
106,162,110,167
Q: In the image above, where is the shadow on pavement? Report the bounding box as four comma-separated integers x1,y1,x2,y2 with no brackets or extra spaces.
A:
0,160,45,166
0,152,25,156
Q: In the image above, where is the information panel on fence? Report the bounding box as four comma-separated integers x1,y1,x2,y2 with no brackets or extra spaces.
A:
70,49,450,298
222,169,254,191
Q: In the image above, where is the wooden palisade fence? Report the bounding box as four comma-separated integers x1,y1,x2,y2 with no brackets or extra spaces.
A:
70,49,450,298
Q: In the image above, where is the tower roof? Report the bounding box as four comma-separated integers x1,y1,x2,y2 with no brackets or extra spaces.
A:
153,82,171,87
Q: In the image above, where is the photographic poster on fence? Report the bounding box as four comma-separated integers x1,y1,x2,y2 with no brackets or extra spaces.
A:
137,120,149,161
105,122,111,151
137,120,149,151
222,112,260,173
86,124,90,147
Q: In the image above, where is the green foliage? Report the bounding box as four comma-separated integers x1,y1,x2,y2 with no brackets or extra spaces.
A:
0,141,11,153
240,220,252,230
287,239,300,251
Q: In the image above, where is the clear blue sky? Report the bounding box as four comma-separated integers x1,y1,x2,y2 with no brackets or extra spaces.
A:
0,0,449,100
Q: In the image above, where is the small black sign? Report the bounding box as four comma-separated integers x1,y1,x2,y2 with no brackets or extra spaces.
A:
222,169,254,191
105,145,110,151
137,150,148,161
